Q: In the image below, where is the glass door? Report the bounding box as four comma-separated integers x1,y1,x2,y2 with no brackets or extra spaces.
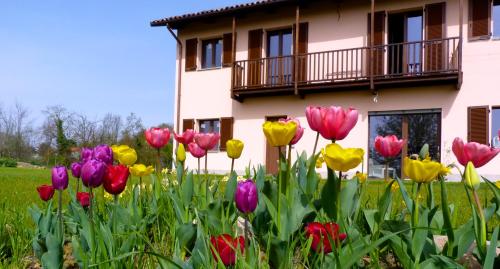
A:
267,29,293,86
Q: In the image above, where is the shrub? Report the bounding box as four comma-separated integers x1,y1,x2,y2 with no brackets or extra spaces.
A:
0,158,17,168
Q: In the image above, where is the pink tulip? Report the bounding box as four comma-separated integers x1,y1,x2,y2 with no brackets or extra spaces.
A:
319,106,358,141
174,129,195,145
188,142,206,158
145,127,171,149
374,135,405,158
452,137,500,168
305,106,323,132
194,133,220,151
279,117,304,145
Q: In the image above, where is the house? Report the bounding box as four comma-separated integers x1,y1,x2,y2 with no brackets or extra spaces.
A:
151,0,500,179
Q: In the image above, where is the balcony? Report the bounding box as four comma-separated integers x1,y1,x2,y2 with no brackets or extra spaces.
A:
231,37,461,100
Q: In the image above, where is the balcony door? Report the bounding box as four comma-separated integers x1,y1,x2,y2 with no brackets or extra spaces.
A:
266,29,293,86
387,10,423,75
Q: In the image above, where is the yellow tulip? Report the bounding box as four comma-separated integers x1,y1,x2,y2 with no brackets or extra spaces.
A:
176,144,186,162
323,143,364,172
129,164,155,177
111,145,128,158
464,161,480,190
315,155,324,169
403,157,442,183
262,121,297,147
495,180,500,189
226,139,244,159
111,145,137,166
439,164,451,177
356,172,367,184
391,182,399,192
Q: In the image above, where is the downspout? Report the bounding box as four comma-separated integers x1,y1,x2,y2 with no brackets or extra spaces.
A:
166,23,183,135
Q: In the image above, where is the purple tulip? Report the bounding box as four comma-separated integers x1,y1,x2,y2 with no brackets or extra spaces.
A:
234,179,258,214
51,166,68,190
93,145,113,165
81,160,106,188
80,147,93,163
70,162,82,178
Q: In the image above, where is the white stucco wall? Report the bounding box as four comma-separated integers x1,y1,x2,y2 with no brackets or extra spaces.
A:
172,0,500,180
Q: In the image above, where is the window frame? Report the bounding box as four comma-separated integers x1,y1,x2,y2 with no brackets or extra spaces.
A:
201,38,223,70
198,118,221,152
493,0,500,38
491,106,500,148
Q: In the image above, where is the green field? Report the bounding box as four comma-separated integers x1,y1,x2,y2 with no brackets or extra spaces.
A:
0,167,498,267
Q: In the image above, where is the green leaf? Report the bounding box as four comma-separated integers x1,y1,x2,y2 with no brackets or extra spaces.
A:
41,232,63,269
395,177,414,213
482,176,500,215
412,208,429,264
176,223,196,251
181,171,194,205
376,180,394,223
483,226,499,269
321,168,339,219
224,171,237,202
340,178,359,221
340,231,400,268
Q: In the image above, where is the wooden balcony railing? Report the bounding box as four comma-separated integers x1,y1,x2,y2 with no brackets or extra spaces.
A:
232,37,461,97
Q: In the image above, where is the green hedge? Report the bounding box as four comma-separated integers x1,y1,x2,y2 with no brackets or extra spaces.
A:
0,158,17,168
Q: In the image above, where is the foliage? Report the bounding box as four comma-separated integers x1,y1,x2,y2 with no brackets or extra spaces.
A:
0,157,17,167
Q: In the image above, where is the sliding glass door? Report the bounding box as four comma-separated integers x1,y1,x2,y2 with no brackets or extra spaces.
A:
368,110,441,179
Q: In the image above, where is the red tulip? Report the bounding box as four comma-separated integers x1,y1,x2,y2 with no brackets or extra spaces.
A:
374,135,405,158
452,137,500,168
318,106,358,141
103,164,129,195
188,142,206,158
76,192,91,208
174,129,195,146
305,106,323,132
305,222,346,253
145,127,170,149
37,185,55,201
279,117,304,145
210,234,245,266
194,133,220,151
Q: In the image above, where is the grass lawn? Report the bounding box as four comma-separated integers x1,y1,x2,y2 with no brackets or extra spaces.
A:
0,167,498,267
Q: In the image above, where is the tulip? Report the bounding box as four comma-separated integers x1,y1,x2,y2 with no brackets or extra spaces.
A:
80,147,93,163
129,164,155,177
174,129,195,146
262,121,297,147
103,165,129,195
319,106,358,141
279,117,304,145
403,157,442,183
194,132,220,151
81,159,107,188
93,144,113,165
464,161,480,190
226,139,244,159
210,234,245,266
323,143,364,172
452,137,500,168
111,145,137,166
315,155,324,168
145,127,171,149
70,162,82,178
51,166,68,190
176,143,186,163
305,222,346,253
188,142,206,158
37,185,55,201
374,135,405,159
76,192,91,208
305,106,323,132
234,180,258,214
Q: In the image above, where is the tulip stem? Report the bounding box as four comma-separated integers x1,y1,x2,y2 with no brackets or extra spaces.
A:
75,178,80,196
58,189,63,239
384,162,389,182
412,183,422,230
205,152,209,204
285,145,292,195
230,158,235,175
156,148,161,174
113,194,118,234
312,132,319,156
277,146,282,231
244,214,250,248
472,189,487,255
88,187,96,261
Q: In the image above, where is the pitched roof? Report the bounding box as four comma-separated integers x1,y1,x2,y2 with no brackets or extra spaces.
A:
150,0,293,28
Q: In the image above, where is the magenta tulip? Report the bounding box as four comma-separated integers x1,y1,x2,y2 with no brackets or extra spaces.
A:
70,162,82,178
92,145,113,165
194,133,220,151
174,129,195,146
234,180,258,214
319,106,358,141
51,166,68,190
279,117,304,145
188,142,206,158
305,106,323,132
145,127,171,149
374,135,405,159
81,159,106,188
80,147,93,163
452,137,500,168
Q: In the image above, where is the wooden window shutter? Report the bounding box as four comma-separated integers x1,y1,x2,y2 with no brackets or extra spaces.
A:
219,117,234,151
367,11,385,76
247,29,263,86
293,22,309,82
222,33,234,67
468,106,489,144
182,119,195,132
469,0,491,39
425,2,446,71
185,38,198,71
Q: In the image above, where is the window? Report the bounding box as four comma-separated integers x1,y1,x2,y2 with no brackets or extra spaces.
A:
492,107,500,148
202,38,222,69
199,119,220,150
494,0,500,37
266,29,293,85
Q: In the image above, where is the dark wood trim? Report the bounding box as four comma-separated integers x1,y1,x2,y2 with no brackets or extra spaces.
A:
294,5,300,95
